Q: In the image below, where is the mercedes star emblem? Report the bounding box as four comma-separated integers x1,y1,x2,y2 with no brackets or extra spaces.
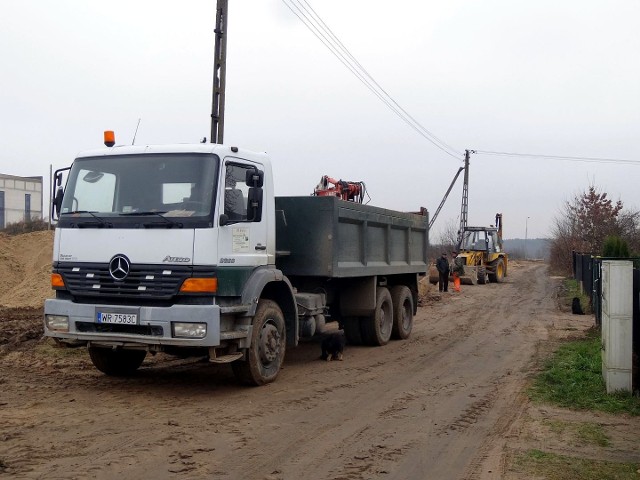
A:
109,255,131,281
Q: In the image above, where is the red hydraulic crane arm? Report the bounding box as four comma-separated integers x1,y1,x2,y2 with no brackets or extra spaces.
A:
314,175,367,203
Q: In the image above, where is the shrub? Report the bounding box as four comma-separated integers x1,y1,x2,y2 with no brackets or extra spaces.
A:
3,218,50,235
602,235,630,258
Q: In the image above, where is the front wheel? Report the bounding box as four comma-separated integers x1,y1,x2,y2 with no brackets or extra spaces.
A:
88,347,146,376
477,266,488,285
232,299,286,386
489,258,505,283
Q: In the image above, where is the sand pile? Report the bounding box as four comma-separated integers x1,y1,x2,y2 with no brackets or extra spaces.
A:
0,231,55,308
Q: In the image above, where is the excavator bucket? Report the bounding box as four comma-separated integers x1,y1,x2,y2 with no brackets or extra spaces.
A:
428,264,439,285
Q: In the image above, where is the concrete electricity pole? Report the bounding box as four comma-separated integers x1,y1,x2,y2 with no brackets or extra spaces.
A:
456,149,474,248
210,0,228,144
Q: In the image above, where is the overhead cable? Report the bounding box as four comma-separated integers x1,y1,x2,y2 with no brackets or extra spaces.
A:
280,0,462,160
280,0,439,153
475,150,640,166
296,0,461,158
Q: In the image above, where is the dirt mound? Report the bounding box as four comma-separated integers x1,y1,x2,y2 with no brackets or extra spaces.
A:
0,231,54,308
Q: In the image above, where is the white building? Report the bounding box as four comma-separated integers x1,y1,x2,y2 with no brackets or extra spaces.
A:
0,174,43,229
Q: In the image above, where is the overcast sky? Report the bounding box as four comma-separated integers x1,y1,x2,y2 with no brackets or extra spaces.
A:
1,0,638,239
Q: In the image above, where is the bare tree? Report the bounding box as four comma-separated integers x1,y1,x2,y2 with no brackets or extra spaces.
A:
436,218,459,251
549,185,640,274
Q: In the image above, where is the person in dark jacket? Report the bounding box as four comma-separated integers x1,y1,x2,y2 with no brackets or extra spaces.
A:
435,252,450,292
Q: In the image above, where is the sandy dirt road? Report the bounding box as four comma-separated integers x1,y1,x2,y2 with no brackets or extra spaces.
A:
0,262,589,479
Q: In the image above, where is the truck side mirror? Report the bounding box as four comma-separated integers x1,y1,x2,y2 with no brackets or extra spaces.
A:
245,168,264,188
53,187,64,219
52,165,72,220
247,187,263,222
219,213,229,226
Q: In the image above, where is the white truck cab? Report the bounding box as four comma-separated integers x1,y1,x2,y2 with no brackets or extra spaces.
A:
45,143,296,385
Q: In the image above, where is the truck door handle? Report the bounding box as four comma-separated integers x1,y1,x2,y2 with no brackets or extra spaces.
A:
255,244,266,251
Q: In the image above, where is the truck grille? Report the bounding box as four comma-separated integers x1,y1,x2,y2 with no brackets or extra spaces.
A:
57,264,192,299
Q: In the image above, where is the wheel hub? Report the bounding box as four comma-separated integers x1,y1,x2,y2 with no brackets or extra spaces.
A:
259,322,280,364
379,307,391,335
402,305,411,329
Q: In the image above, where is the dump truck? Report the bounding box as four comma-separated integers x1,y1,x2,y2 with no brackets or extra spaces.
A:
44,142,429,385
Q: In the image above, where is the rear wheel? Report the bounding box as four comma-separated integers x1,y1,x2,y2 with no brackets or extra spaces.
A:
88,347,146,376
232,299,286,386
390,286,413,340
361,287,393,346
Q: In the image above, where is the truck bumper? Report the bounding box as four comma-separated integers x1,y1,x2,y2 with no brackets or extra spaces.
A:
43,299,221,347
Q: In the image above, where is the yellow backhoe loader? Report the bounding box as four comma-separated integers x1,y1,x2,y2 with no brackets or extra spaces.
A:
456,213,508,285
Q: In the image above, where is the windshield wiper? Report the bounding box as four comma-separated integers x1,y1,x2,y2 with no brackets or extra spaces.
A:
119,211,183,228
61,210,111,228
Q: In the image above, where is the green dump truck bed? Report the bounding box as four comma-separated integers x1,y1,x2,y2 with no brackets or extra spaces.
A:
274,196,429,278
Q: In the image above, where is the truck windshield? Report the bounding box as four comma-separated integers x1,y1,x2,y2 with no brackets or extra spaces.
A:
60,153,219,225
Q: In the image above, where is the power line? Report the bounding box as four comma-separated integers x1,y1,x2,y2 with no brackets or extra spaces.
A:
280,0,463,160
280,1,421,145
296,0,461,158
475,150,640,166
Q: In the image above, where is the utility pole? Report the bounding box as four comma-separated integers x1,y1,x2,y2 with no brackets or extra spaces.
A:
456,149,473,247
210,0,228,144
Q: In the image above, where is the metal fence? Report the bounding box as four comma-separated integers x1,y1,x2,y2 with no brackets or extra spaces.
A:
573,251,640,328
573,252,640,328
572,252,602,325
573,253,640,391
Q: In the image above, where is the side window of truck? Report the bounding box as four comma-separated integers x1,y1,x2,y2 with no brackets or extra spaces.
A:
224,164,250,221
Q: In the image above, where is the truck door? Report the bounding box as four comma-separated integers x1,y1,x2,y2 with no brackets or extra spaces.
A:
217,159,268,267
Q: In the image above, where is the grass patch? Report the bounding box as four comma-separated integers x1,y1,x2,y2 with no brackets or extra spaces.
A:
543,419,610,447
530,329,640,415
512,449,638,480
576,423,610,447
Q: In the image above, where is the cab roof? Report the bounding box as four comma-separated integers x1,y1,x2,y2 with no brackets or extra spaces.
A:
76,143,269,163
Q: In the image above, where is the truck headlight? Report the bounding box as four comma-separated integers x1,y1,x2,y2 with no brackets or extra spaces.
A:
172,322,207,339
45,315,69,332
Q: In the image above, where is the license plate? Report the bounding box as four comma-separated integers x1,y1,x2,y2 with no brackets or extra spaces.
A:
96,312,138,325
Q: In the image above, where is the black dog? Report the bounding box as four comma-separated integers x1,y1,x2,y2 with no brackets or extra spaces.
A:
320,332,345,361
571,297,584,315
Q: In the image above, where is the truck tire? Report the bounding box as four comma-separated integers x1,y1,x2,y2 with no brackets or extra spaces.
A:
361,287,393,346
342,317,364,345
477,266,487,285
88,347,146,376
489,259,505,283
390,286,413,340
232,299,286,386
